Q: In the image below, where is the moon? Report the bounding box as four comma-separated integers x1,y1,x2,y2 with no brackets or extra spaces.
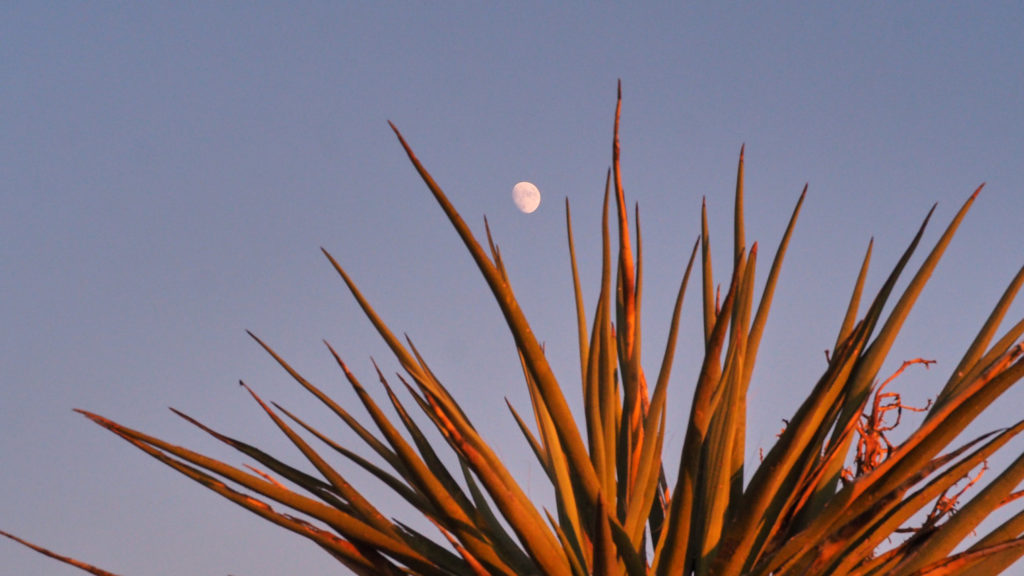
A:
512,181,541,213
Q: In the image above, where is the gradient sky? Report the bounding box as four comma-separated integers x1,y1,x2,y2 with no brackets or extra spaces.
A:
4,5,1024,575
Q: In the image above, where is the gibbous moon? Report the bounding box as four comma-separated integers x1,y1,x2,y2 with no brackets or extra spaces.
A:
512,181,541,213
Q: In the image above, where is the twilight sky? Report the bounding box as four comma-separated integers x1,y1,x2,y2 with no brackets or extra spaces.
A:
3,4,1023,575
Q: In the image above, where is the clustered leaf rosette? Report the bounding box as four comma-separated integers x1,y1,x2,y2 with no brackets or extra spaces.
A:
5,84,1024,576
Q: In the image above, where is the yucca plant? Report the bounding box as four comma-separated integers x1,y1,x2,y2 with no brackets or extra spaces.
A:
6,84,1024,576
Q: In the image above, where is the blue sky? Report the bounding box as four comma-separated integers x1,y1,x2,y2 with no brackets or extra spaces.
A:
3,4,1023,575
